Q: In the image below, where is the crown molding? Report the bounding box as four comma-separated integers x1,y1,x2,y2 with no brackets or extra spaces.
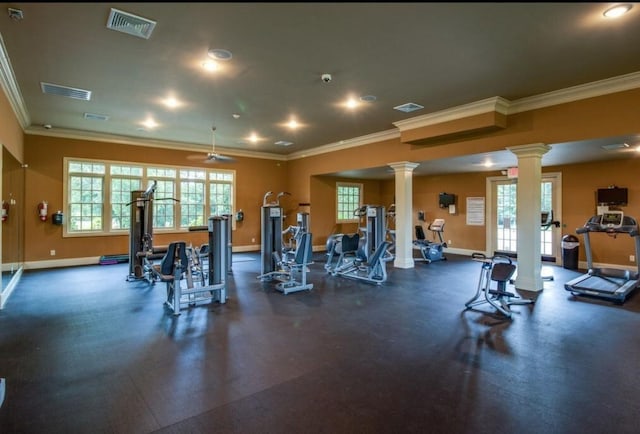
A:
393,96,512,132
286,129,400,160
0,33,30,128
23,126,288,161
508,70,640,114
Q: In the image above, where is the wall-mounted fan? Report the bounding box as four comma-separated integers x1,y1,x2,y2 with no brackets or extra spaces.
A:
187,126,235,163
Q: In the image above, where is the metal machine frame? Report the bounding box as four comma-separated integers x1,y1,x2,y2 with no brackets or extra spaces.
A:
158,216,228,316
564,211,640,304
465,253,534,319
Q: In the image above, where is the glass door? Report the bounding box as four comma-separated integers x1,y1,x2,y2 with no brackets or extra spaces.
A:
490,174,561,261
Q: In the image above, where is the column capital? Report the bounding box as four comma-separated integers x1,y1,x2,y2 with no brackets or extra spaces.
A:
388,161,420,172
506,143,551,158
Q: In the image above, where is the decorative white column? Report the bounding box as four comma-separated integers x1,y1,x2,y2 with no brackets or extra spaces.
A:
388,161,419,269
506,143,551,292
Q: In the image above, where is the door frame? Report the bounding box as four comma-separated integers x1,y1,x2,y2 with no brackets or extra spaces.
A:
485,172,562,262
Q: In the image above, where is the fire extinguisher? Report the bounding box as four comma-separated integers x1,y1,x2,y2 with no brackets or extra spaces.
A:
1,201,8,222
38,201,48,222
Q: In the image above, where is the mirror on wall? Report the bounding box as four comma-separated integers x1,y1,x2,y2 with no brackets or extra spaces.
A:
2,146,24,292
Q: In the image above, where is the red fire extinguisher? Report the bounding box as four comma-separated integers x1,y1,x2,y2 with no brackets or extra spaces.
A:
38,201,48,222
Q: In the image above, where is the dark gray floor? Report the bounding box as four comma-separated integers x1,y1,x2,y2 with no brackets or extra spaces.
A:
1,251,639,433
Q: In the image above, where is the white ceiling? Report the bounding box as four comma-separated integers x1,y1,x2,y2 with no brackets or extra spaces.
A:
1,3,639,177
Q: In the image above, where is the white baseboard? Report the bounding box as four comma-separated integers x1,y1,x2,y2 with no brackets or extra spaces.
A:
580,261,638,273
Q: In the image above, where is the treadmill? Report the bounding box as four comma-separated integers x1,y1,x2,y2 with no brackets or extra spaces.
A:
564,210,640,303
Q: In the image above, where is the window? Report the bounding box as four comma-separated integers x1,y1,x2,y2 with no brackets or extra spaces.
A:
209,171,233,216
180,169,206,228
64,158,235,236
110,164,143,230
336,182,362,223
68,162,105,232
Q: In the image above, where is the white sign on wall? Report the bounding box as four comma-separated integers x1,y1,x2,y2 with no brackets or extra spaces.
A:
466,197,485,226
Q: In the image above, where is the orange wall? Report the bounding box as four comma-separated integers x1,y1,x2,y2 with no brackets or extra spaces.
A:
549,158,640,265
0,88,24,162
16,87,640,266
23,134,288,262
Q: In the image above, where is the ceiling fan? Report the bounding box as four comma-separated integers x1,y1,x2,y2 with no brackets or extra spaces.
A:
187,126,235,163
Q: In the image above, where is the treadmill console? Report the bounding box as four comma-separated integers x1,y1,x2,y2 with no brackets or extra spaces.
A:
600,211,623,229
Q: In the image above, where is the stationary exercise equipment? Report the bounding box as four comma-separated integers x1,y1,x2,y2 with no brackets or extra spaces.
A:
413,219,447,263
127,181,157,281
564,210,640,304
465,253,534,319
126,180,178,282
326,204,389,272
259,191,288,276
282,211,310,262
257,232,314,294
156,216,228,315
327,234,393,285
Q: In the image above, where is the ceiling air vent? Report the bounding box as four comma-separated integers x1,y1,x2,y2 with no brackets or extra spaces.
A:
84,112,110,121
275,140,294,147
601,143,629,151
394,102,424,113
41,82,92,101
107,8,156,40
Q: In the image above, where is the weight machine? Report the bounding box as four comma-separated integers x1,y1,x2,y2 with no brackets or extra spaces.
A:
155,216,228,315
327,234,393,285
126,180,180,282
258,191,314,294
326,204,389,272
465,253,534,319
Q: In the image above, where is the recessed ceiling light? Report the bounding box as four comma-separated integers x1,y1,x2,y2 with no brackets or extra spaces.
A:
202,60,219,71
345,97,359,109
141,118,158,129
247,132,260,143
287,119,299,129
232,113,240,119
162,96,181,109
208,48,233,61
603,3,633,18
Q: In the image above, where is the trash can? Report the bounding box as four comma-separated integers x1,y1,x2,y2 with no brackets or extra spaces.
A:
561,234,580,270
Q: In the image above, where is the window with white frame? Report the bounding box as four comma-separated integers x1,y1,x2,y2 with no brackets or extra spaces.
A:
64,158,235,236
180,169,206,228
336,182,362,223
110,164,143,230
68,161,106,232
209,171,233,216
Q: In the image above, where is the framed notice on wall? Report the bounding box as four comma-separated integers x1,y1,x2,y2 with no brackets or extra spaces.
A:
466,197,485,226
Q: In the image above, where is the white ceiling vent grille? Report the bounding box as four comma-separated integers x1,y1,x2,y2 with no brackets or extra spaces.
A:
394,102,424,113
84,112,110,121
41,82,92,101
601,143,629,151
107,8,156,39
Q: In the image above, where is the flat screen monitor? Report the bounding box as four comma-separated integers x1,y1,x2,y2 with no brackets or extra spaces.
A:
597,187,627,206
439,193,455,208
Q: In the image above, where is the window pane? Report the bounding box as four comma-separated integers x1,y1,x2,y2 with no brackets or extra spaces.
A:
210,182,232,215
337,183,361,221
68,174,103,232
180,181,205,227
111,177,141,230
153,180,175,228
